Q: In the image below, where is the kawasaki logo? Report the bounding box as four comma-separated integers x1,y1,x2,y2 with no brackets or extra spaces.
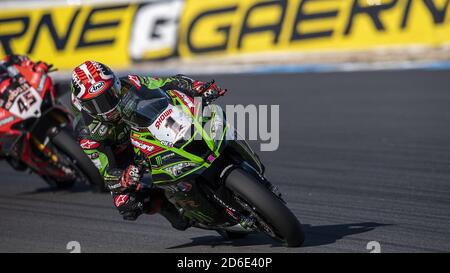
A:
155,108,173,129
89,81,106,94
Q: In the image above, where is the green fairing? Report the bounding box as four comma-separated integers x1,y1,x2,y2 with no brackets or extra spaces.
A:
83,149,109,176
130,93,227,185
138,76,174,90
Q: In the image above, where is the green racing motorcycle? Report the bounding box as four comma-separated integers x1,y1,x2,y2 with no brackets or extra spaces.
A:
119,85,304,247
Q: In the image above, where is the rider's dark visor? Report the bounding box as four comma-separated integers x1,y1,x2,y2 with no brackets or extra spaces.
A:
81,86,120,115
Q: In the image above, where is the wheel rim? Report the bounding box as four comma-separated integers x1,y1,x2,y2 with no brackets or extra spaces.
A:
53,149,91,186
233,194,287,244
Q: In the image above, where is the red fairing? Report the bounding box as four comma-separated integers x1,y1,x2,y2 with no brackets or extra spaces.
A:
0,76,23,136
0,77,11,94
0,56,68,178
0,108,16,131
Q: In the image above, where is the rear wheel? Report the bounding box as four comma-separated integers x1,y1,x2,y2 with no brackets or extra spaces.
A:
51,129,105,192
225,168,304,247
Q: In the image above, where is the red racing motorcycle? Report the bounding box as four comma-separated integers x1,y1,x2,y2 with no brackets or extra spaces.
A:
0,58,104,191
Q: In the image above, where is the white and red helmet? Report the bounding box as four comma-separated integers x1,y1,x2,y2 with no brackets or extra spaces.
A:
71,61,122,122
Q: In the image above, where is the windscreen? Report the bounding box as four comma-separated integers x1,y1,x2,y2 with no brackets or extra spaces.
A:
119,86,170,128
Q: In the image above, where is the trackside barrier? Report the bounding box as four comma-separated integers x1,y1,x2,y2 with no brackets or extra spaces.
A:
0,0,449,69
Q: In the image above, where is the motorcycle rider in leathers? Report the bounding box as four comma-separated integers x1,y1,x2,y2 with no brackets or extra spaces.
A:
70,60,226,229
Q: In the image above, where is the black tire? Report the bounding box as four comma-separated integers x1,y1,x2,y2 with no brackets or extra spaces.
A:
225,168,304,247
6,157,28,171
51,129,105,192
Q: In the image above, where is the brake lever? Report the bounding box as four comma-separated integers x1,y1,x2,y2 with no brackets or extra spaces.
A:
200,80,215,92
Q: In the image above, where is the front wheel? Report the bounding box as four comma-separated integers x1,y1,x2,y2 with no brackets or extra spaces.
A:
225,168,304,247
51,129,105,192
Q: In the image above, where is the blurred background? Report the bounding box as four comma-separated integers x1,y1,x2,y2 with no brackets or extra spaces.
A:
0,0,450,253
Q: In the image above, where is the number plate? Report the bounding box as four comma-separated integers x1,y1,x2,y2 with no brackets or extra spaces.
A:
8,87,42,119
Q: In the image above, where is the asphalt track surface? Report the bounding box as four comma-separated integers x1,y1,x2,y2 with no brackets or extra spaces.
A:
1,70,450,253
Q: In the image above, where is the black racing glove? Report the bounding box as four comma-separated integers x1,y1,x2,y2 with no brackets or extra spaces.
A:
114,192,146,221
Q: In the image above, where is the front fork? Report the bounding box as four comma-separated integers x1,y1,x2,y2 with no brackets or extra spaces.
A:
220,161,284,203
209,161,286,231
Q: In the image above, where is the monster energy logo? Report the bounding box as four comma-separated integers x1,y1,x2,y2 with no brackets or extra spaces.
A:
188,210,213,223
155,156,163,166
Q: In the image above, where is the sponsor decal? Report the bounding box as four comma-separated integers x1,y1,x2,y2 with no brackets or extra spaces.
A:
114,194,129,207
161,152,176,161
2,0,448,68
155,108,173,129
80,139,100,149
37,75,47,92
129,0,184,61
207,154,215,163
0,4,136,69
3,81,30,110
130,137,164,156
91,158,102,169
160,140,174,147
155,152,175,166
176,181,192,192
0,116,15,127
88,81,106,94
164,161,197,176
173,90,195,114
89,152,99,159
98,125,108,136
178,0,450,58
128,75,141,88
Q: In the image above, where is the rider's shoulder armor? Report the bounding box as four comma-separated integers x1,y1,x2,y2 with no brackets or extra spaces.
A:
119,75,148,93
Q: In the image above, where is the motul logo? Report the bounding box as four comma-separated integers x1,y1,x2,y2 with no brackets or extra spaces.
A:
89,81,105,94
155,108,173,129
